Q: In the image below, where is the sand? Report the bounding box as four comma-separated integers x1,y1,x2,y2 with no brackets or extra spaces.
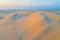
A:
0,11,60,40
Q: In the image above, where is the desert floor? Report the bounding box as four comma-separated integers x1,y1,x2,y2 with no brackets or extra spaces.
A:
0,11,60,40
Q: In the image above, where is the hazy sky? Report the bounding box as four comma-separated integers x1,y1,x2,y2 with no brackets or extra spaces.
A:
0,0,60,10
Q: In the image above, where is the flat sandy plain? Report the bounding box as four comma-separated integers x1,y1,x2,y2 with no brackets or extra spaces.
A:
0,10,60,40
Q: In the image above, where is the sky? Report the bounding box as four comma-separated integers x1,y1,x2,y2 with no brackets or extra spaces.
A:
0,0,60,10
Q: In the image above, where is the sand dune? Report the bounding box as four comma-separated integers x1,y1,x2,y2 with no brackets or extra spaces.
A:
0,11,60,40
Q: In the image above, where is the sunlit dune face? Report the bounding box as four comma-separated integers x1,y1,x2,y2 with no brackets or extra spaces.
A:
20,13,46,40
28,13,43,23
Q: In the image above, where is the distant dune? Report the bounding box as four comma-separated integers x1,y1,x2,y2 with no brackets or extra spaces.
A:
0,11,60,40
